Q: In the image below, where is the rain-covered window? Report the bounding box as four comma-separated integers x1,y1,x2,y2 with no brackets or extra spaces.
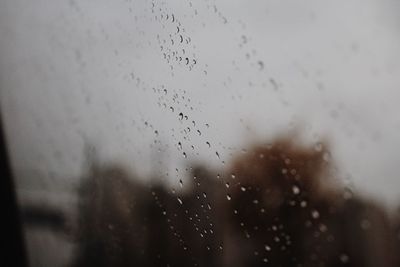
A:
1,0,400,266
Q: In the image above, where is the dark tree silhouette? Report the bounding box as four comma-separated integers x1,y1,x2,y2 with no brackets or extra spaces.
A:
69,135,398,267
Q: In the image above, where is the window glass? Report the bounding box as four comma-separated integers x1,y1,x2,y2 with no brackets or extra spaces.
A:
1,0,400,266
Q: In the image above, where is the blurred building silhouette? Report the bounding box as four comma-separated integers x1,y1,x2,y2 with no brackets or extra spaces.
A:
23,136,399,267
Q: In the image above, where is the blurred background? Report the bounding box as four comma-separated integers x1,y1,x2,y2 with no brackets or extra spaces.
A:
1,0,400,266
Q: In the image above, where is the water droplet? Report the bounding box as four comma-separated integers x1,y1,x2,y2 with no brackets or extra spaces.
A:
314,142,323,152
319,224,328,232
257,60,264,70
178,112,184,120
240,186,246,192
311,210,320,219
179,179,183,188
245,231,250,238
177,197,183,205
292,185,300,195
323,152,330,162
265,245,271,251
215,151,220,159
339,253,349,263
226,194,232,200
343,188,353,200
206,141,211,148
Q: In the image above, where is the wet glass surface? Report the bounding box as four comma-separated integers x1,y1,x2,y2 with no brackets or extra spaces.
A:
1,0,400,266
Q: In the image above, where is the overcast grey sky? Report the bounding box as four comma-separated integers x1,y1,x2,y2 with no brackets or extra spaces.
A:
1,0,400,206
